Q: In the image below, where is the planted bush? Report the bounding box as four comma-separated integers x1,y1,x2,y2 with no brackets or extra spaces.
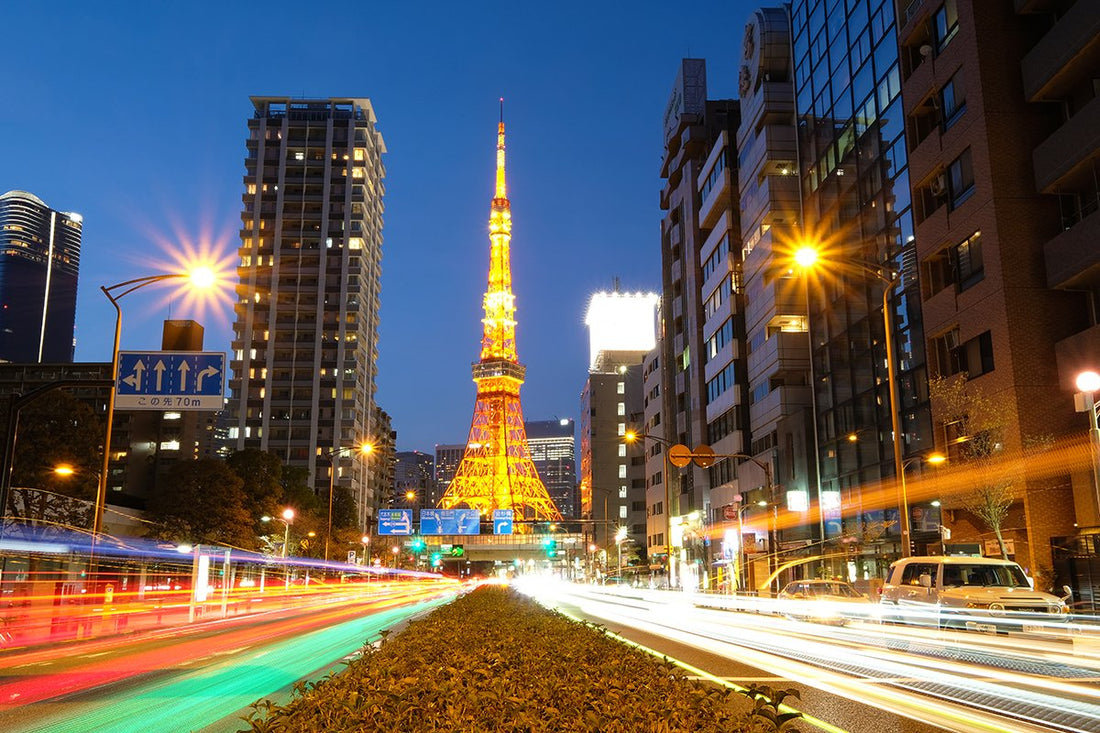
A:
240,584,776,732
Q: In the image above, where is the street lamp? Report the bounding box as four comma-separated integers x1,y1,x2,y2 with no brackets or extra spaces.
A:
261,507,296,558
324,442,373,561
900,453,946,554
1074,370,1100,521
624,430,775,589
614,526,628,579
733,499,768,593
360,534,371,566
96,269,216,540
794,247,910,556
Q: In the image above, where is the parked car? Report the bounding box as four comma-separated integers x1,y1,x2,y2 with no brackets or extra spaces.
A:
776,579,873,625
879,556,1070,632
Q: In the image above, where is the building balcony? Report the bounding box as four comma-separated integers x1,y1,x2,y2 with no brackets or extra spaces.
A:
736,125,796,189
1033,92,1100,193
736,82,795,147
749,384,811,435
1021,0,1100,102
698,171,731,230
1045,205,1100,290
746,331,809,386
743,174,800,227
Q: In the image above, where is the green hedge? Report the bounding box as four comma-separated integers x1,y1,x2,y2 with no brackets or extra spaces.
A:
240,585,772,732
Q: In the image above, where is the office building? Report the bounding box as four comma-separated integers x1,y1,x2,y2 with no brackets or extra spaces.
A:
228,97,387,531
526,419,577,520
582,290,657,552
0,191,82,363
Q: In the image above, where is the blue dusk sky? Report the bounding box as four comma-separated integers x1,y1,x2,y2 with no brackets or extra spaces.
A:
4,1,757,452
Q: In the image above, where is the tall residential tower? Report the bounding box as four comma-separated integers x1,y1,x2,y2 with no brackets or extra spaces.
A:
228,97,386,530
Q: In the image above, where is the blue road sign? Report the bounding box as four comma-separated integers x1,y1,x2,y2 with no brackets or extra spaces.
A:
377,509,413,536
453,509,480,535
493,509,513,535
115,351,225,410
419,509,445,535
418,509,481,535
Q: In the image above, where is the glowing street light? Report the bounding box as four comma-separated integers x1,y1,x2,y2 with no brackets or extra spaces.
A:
96,269,216,540
793,246,910,556
1075,370,1100,520
324,442,373,561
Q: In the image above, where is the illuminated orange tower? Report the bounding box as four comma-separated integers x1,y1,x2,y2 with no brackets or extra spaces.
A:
440,109,561,522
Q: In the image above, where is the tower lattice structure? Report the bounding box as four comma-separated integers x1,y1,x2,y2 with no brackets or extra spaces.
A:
440,114,562,522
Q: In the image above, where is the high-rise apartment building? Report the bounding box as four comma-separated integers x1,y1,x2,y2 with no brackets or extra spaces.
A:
897,0,1099,582
526,419,578,520
735,7,818,585
648,60,743,587
0,191,82,363
228,97,386,531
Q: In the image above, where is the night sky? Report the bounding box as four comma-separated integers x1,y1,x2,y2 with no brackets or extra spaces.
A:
4,1,756,452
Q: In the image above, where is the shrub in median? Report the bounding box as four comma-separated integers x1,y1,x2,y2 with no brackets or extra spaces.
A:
240,584,769,732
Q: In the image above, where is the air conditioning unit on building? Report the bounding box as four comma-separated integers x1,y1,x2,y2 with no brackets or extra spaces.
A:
929,174,947,197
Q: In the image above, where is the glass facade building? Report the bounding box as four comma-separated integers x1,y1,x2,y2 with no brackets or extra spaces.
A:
791,0,932,555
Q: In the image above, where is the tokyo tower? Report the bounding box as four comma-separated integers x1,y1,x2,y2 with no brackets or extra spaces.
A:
439,109,562,522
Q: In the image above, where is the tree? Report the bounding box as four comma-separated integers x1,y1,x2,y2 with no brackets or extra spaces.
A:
929,374,1014,558
226,449,285,521
146,458,256,548
5,391,104,533
281,464,321,515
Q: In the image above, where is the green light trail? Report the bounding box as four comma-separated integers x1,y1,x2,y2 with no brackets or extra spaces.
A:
25,597,451,733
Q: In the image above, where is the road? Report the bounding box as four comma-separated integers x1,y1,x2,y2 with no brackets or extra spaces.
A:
0,582,458,733
520,581,1100,733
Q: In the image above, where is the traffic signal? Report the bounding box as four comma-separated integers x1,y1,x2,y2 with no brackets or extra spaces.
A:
450,544,464,557
431,552,442,567
544,539,557,558
410,537,426,552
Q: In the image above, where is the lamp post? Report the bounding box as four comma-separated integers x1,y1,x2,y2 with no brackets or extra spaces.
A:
96,269,215,541
899,453,946,554
1074,370,1100,522
625,430,775,589
360,534,371,566
734,499,768,593
794,248,909,556
324,442,372,562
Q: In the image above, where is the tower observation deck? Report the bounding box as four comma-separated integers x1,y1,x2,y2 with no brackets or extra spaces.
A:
439,109,562,522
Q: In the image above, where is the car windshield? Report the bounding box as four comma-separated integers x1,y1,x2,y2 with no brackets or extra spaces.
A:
804,582,861,598
940,563,1030,588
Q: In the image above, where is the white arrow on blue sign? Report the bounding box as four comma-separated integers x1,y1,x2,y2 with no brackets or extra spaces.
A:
115,351,225,410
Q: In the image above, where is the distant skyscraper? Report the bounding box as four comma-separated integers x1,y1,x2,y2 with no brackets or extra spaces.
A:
526,419,577,519
393,451,435,507
0,190,82,363
228,97,386,530
433,444,464,503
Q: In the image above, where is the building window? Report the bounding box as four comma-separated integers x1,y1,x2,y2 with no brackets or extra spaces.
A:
933,0,959,53
940,70,966,130
617,402,625,416
617,381,625,394
932,327,994,378
953,231,983,290
706,362,738,404
947,149,975,209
